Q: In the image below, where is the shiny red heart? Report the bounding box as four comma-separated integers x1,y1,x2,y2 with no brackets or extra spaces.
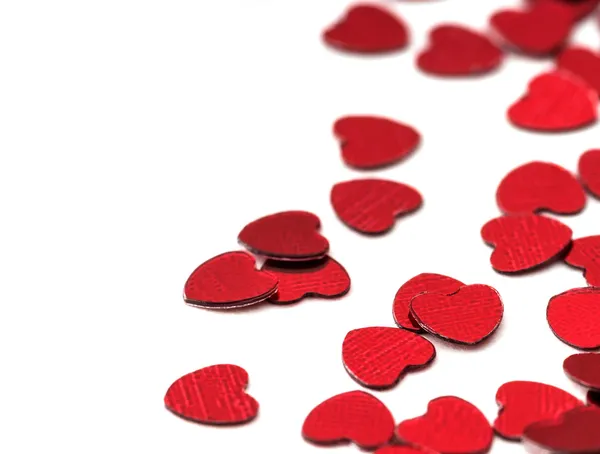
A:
496,161,586,215
334,116,420,170
331,178,422,235
302,390,395,449
393,273,465,332
342,327,435,389
564,352,600,390
528,0,600,21
410,284,503,345
557,47,600,97
417,25,503,76
164,364,259,425
396,396,493,454
565,235,600,287
508,71,598,132
184,251,278,309
579,149,600,198
261,256,350,304
238,211,329,261
493,381,584,440
481,214,573,273
323,4,409,54
547,287,600,349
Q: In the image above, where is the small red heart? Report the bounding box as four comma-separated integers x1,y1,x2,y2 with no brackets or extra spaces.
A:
579,149,600,198
331,178,422,235
376,447,427,454
261,256,350,304
557,47,600,97
496,161,586,215
334,116,420,170
547,287,600,350
417,24,503,76
238,211,329,261
410,284,503,345
565,235,600,287
184,251,278,309
396,396,493,454
493,381,584,440
564,352,600,390
164,364,259,425
342,327,435,389
302,390,395,449
481,214,573,273
528,0,600,21
507,71,598,132
589,390,600,406
393,273,465,332
323,4,409,54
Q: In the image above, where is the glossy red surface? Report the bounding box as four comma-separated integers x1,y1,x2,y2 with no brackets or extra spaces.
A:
564,352,600,390
579,149,600,198
565,235,600,287
557,47,600,97
547,287,600,349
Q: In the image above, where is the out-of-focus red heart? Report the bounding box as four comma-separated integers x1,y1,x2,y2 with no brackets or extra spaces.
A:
564,352,600,390
565,235,600,287
557,47,600,97
164,364,259,425
579,149,600,198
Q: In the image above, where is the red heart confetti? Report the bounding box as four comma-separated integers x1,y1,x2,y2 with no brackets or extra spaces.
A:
331,178,422,235
417,24,503,76
496,161,586,215
564,352,600,390
507,71,598,132
565,236,600,287
481,214,573,273
334,116,420,170
302,390,395,449
238,211,329,261
261,256,350,304
393,273,465,332
529,0,600,21
396,396,493,454
557,47,600,97
183,251,278,309
342,326,435,389
323,4,409,54
579,149,600,198
493,381,584,440
547,287,600,349
588,390,600,406
164,364,259,425
410,284,503,345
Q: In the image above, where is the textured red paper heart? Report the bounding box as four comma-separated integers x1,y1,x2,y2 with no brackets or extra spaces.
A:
393,273,465,332
238,211,329,261
261,256,350,304
496,161,586,215
547,287,600,349
184,251,278,309
507,71,598,132
396,396,493,454
529,0,600,21
579,149,600,198
588,390,600,406
565,236,600,287
376,447,427,454
524,406,600,453
342,327,435,389
481,214,573,273
331,179,422,235
557,47,600,96
334,116,420,170
164,364,259,425
564,352,600,390
323,4,409,54
302,390,395,449
410,284,503,345
493,381,584,440
417,25,503,76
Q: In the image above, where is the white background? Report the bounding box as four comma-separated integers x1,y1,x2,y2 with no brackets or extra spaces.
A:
1,0,599,453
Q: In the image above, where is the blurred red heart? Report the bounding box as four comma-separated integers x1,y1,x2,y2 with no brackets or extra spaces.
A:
579,149,600,198
564,352,600,390
557,47,600,96
547,287,600,349
565,235,600,287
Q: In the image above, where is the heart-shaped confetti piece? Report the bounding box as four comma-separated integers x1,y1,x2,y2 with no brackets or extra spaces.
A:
557,47,600,97
164,364,259,425
342,327,435,389
565,236,600,287
564,352,600,390
579,149,600,198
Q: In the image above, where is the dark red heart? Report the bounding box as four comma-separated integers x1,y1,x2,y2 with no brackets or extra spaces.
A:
342,327,435,389
417,24,503,76
496,161,585,215
528,0,600,21
579,149,600,198
557,47,600,96
393,273,465,332
481,214,573,273
507,71,598,132
164,364,259,425
564,352,600,390
396,396,493,454
183,251,278,309
238,211,329,261
331,178,422,235
547,287,600,350
565,236,600,287
493,381,584,440
410,284,503,345
261,256,350,304
323,4,409,54
302,390,395,449
334,116,420,170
